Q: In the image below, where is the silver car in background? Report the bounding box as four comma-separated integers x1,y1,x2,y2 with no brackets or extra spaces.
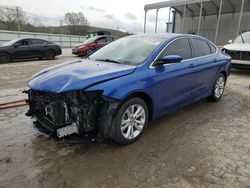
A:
223,31,250,69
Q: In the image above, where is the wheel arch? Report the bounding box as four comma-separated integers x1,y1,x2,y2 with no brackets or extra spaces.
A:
120,92,154,121
0,51,12,61
220,70,227,81
45,49,56,55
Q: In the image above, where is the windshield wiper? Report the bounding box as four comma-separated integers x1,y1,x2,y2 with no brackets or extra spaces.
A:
96,59,121,64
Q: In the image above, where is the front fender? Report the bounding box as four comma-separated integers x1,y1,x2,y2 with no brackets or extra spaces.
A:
85,68,157,106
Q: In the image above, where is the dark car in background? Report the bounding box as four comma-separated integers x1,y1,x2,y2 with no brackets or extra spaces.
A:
72,35,117,57
0,38,62,63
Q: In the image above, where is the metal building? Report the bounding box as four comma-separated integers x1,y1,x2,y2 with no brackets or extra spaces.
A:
144,0,250,45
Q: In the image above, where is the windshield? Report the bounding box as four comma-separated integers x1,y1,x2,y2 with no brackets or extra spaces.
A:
2,39,20,46
83,37,98,44
234,32,250,44
89,36,164,66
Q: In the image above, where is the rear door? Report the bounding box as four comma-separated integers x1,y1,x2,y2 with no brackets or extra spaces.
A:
189,38,219,97
29,39,47,58
154,38,199,113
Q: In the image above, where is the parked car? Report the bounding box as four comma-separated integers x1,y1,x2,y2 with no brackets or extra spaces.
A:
26,34,231,144
72,35,117,57
0,38,62,63
222,31,250,69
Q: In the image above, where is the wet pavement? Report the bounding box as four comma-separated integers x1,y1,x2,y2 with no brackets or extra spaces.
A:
0,55,250,188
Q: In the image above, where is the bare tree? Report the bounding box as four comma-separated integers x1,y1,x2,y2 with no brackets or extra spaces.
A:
64,12,88,35
0,6,26,31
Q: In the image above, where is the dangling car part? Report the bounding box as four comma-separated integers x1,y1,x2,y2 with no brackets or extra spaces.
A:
26,34,231,145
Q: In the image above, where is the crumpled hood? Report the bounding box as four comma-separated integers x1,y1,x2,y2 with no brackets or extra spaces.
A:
28,59,136,93
224,43,250,52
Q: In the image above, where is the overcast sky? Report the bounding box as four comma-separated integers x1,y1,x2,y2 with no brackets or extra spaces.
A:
0,0,171,33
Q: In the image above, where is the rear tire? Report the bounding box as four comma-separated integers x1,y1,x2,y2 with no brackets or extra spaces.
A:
44,50,55,60
109,98,148,145
208,74,226,102
0,52,10,63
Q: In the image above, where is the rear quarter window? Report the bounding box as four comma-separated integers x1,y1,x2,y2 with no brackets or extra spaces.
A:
209,43,217,54
106,37,115,42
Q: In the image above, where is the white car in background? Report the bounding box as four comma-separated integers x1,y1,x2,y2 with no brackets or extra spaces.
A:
223,31,250,69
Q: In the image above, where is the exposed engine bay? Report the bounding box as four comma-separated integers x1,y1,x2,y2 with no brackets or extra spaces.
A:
26,90,103,138
222,49,250,61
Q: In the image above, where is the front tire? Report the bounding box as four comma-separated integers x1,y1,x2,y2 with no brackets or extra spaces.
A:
209,74,226,101
110,98,148,145
0,52,10,63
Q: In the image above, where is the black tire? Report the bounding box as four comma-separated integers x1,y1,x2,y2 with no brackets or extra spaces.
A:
0,52,10,63
109,98,148,145
44,50,55,60
208,73,226,102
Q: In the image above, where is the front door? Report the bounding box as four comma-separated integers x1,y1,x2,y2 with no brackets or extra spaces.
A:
13,39,32,59
154,38,198,114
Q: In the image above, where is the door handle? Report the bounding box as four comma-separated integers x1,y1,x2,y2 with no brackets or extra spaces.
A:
213,59,218,63
189,63,196,68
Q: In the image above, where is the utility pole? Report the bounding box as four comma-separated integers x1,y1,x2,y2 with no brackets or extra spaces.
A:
60,20,63,47
60,20,63,34
16,7,21,37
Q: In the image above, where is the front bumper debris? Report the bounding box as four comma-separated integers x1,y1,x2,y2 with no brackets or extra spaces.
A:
57,123,79,138
26,89,103,138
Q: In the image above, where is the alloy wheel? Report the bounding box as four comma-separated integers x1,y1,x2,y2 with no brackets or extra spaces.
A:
121,104,146,140
214,76,225,99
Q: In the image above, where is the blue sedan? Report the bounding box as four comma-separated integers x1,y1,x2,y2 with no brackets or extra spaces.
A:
26,34,231,144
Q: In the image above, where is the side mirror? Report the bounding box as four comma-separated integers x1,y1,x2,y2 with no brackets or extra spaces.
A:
228,39,233,44
155,55,183,66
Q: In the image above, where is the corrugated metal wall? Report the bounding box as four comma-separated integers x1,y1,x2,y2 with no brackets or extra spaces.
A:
0,30,86,48
175,12,250,45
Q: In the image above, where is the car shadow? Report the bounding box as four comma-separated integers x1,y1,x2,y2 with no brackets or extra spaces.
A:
0,57,60,64
231,68,250,75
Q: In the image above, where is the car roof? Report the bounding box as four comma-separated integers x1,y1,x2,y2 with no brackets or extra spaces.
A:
18,38,48,41
127,33,214,44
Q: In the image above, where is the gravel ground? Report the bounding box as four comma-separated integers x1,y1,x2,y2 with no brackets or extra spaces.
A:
0,55,250,188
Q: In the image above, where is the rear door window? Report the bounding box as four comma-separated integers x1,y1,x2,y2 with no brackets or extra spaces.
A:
159,38,192,60
96,37,107,43
191,39,212,57
31,39,47,45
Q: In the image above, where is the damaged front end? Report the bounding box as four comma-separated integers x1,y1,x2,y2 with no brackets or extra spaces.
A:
26,89,106,138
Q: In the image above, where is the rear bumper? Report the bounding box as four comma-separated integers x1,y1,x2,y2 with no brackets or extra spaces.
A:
56,48,62,56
